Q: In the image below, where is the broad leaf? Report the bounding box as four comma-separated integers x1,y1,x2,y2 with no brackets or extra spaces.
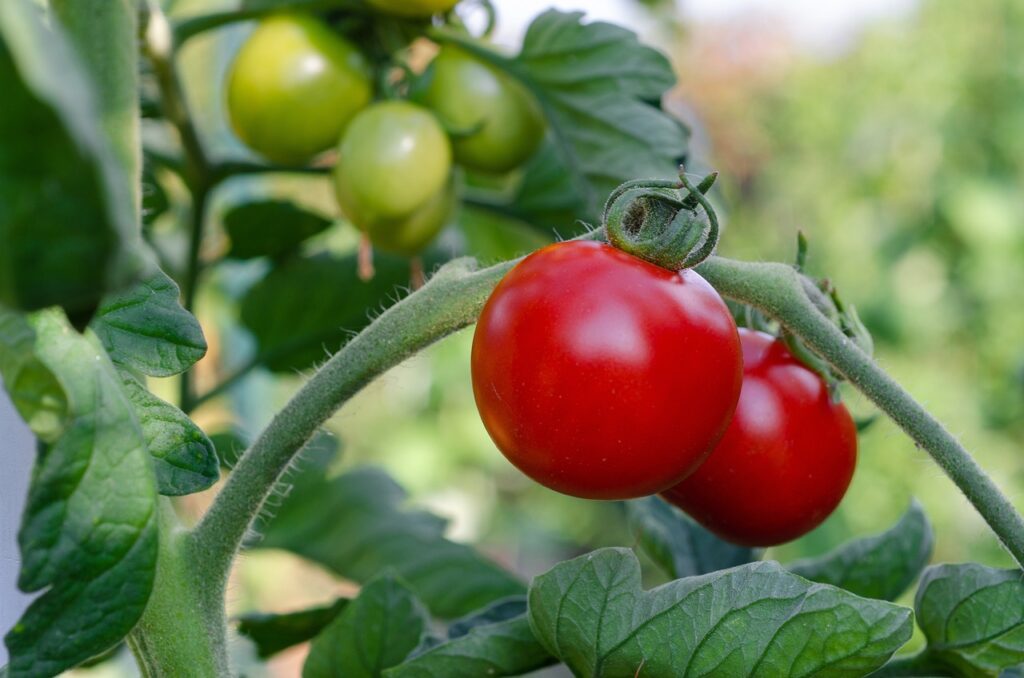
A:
447,596,527,640
385,615,554,678
120,373,219,495
789,501,934,601
0,0,144,324
626,496,758,579
92,270,207,377
914,563,1024,677
0,311,67,442
529,548,912,678
4,311,157,677
304,574,429,678
259,465,525,618
237,598,348,659
240,253,431,373
224,200,333,260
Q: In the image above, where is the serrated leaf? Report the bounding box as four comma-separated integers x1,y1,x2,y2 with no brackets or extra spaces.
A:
92,270,207,377
240,253,430,373
0,310,67,442
529,548,912,678
385,615,555,678
626,496,759,579
237,598,348,659
4,310,157,678
120,372,219,495
224,200,333,260
446,596,527,640
914,563,1024,677
259,466,525,618
0,0,145,325
304,574,429,678
789,501,934,601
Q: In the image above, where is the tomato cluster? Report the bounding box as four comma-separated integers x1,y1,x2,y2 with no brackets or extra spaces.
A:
472,243,858,547
225,5,545,258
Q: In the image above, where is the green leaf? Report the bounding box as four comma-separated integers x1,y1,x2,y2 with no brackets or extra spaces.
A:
914,563,1024,677
240,253,423,373
4,310,158,678
92,270,207,378
456,205,552,264
224,200,333,260
237,598,348,659
626,496,759,579
446,596,527,640
529,548,913,678
209,428,248,470
0,310,68,442
259,466,525,618
789,500,934,601
385,615,555,678
0,0,145,324
120,373,219,496
304,574,429,678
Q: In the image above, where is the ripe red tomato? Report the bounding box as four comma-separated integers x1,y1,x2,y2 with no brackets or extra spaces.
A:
471,241,743,500
662,329,858,547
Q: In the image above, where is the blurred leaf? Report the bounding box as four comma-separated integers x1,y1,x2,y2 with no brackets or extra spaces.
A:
789,500,933,601
92,270,207,378
259,466,525,618
4,311,157,677
209,429,248,471
456,206,551,263
913,563,1024,676
626,496,759,579
237,598,348,659
141,164,169,228
239,253,419,373
385,615,554,678
0,0,144,324
224,200,332,260
0,310,67,443
119,373,219,496
529,548,912,678
304,574,429,678
446,596,527,640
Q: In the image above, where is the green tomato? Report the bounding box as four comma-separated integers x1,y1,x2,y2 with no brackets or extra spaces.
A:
333,101,453,252
416,46,545,173
366,0,460,18
359,179,457,255
226,14,372,165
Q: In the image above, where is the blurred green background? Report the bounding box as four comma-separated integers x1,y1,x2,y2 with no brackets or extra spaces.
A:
87,0,1024,674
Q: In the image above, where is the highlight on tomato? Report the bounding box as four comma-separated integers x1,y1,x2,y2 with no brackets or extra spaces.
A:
471,240,743,500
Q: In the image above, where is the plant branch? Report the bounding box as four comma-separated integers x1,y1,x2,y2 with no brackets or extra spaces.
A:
694,257,1024,568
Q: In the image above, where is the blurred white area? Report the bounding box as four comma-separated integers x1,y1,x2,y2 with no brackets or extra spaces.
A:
489,0,918,53
0,391,35,666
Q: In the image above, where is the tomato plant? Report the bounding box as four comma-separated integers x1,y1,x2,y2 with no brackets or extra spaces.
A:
2,1,1024,677
417,46,545,173
226,13,372,165
662,328,858,546
333,100,452,254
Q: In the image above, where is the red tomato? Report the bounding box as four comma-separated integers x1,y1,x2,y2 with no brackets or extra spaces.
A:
471,241,743,500
662,329,858,546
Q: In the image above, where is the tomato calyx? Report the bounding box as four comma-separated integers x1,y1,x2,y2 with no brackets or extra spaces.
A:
603,168,720,272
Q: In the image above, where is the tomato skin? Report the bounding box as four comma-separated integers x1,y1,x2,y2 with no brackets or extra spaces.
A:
367,0,460,18
359,178,456,256
226,14,372,165
333,101,453,252
471,241,743,500
417,47,545,173
662,329,858,547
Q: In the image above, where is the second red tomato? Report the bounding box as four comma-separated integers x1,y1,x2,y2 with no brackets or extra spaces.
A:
662,329,858,547
471,241,743,500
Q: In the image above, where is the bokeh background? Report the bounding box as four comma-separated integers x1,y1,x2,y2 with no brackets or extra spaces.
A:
3,0,1023,674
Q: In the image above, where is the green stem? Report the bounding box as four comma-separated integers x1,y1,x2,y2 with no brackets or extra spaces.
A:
694,257,1024,567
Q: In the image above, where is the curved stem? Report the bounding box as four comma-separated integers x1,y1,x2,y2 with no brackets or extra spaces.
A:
694,257,1024,567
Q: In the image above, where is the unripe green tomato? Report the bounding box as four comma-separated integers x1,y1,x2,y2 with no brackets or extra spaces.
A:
417,46,545,173
226,14,372,165
359,179,456,255
366,0,460,18
333,101,453,252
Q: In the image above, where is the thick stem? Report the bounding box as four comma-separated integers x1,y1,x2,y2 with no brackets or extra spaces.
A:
695,257,1024,567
